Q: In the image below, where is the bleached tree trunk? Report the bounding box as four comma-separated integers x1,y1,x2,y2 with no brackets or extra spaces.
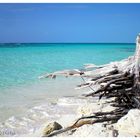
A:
134,34,140,94
42,35,140,137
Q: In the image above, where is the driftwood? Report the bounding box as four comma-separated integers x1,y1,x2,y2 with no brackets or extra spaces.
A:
46,108,127,137
40,34,140,137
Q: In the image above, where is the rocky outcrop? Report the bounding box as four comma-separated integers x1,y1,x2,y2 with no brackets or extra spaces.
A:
115,109,140,137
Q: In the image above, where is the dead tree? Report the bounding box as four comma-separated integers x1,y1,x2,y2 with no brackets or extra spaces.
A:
40,34,140,137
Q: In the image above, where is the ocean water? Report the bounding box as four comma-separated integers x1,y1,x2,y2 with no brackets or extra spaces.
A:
0,43,135,136
0,43,135,88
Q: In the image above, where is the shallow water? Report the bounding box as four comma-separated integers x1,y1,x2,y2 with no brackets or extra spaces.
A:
0,77,83,122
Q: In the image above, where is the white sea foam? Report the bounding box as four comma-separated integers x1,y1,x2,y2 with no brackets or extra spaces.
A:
0,96,82,136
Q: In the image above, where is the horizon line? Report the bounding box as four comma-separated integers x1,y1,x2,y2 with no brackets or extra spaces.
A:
0,42,136,44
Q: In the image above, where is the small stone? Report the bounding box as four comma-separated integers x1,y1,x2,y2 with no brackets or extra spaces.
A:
112,129,119,137
42,121,62,136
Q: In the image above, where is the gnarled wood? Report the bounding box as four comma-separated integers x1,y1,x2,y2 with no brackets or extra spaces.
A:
40,34,140,137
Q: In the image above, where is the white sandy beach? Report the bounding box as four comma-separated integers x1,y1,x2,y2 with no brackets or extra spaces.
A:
32,95,140,137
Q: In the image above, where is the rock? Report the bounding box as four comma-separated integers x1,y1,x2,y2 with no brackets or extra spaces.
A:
115,109,140,136
42,121,62,136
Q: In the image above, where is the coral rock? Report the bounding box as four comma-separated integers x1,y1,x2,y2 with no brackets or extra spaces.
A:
42,121,62,136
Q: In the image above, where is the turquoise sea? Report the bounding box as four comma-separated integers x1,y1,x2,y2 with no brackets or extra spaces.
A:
0,43,135,135
0,43,135,88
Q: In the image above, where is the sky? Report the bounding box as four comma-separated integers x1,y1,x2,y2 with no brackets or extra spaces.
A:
0,3,140,43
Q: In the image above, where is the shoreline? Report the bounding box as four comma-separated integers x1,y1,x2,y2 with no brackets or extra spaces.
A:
0,95,92,136
1,95,140,137
0,45,138,137
0,77,82,123
1,59,140,137
0,76,86,136
0,58,139,137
